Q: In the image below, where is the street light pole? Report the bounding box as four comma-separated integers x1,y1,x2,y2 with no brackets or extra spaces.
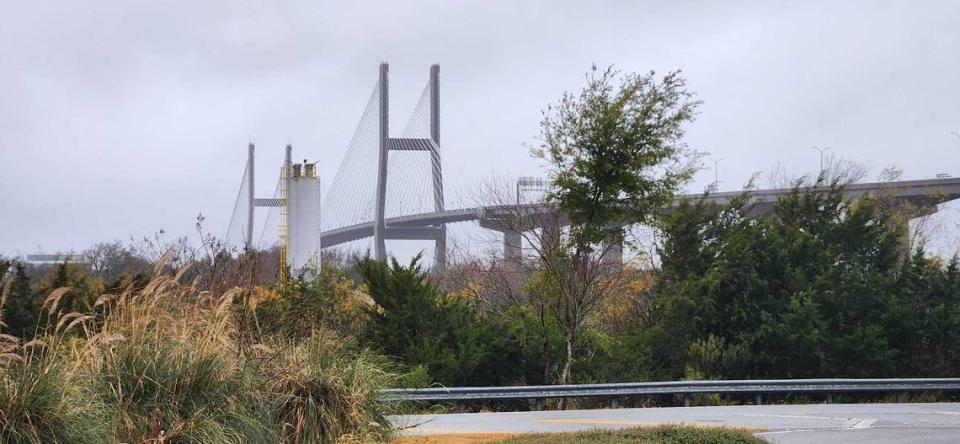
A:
812,146,831,174
709,157,723,188
953,133,960,172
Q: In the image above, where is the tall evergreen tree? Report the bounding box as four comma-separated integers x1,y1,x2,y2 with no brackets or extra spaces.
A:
650,181,907,379
357,254,522,386
2,262,39,338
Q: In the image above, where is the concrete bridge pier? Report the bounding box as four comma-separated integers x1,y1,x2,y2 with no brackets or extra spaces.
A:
602,240,623,265
601,227,624,266
896,202,939,257
497,222,623,266
504,230,522,262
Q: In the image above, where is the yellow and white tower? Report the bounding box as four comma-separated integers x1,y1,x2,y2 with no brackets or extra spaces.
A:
285,153,322,279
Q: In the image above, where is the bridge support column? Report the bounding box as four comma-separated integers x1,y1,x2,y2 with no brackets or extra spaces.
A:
430,64,446,272
373,63,389,262
601,227,623,266
896,204,936,258
504,230,522,263
540,215,562,253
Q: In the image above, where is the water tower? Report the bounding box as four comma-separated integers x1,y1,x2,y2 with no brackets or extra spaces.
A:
283,148,322,278
245,144,322,282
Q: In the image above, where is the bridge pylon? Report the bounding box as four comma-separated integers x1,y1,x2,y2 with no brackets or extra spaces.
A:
373,63,447,270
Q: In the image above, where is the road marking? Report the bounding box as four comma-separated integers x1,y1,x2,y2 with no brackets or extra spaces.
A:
910,410,960,416
740,413,843,420
741,413,877,430
531,418,766,431
847,418,877,429
405,427,518,435
756,429,808,436
393,432,521,443
533,419,666,426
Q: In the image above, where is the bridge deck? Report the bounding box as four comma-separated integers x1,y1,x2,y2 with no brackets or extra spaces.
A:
320,177,960,248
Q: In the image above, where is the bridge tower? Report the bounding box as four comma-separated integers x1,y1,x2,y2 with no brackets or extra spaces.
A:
373,63,447,270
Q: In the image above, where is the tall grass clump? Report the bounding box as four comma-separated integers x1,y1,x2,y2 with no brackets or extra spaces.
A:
0,344,111,443
88,270,276,443
264,330,396,443
0,285,109,443
1,254,398,443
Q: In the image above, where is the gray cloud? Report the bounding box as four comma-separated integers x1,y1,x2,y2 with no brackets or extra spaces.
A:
2,0,959,256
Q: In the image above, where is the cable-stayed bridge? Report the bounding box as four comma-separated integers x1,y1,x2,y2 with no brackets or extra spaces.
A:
228,63,960,272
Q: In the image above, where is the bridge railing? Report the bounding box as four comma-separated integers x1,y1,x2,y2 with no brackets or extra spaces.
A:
380,378,960,412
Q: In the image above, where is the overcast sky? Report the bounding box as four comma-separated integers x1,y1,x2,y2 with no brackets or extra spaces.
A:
3,0,960,258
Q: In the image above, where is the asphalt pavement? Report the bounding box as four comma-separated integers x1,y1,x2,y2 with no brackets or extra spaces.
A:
391,402,960,443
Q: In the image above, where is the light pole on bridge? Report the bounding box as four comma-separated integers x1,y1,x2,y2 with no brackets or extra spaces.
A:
709,157,723,188
812,146,831,175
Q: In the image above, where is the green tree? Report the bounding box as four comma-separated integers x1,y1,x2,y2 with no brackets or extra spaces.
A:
2,262,39,338
358,255,522,386
535,66,701,245
650,181,905,380
645,191,758,378
0,257,9,282
527,66,700,385
886,252,960,376
30,260,102,337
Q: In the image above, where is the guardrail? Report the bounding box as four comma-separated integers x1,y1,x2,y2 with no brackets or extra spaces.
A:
381,378,960,412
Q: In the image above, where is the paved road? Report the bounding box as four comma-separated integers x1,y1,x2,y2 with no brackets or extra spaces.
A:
391,403,960,443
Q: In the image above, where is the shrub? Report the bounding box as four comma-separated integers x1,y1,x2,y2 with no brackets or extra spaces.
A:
1,256,399,443
2,263,39,338
358,255,524,387
264,330,395,443
84,273,276,443
0,352,109,444
96,336,275,443
255,267,369,339
0,323,108,444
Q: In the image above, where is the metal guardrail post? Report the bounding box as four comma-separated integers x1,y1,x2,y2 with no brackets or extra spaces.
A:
755,394,762,405
609,397,619,409
534,398,544,411
827,393,833,404
683,394,691,407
